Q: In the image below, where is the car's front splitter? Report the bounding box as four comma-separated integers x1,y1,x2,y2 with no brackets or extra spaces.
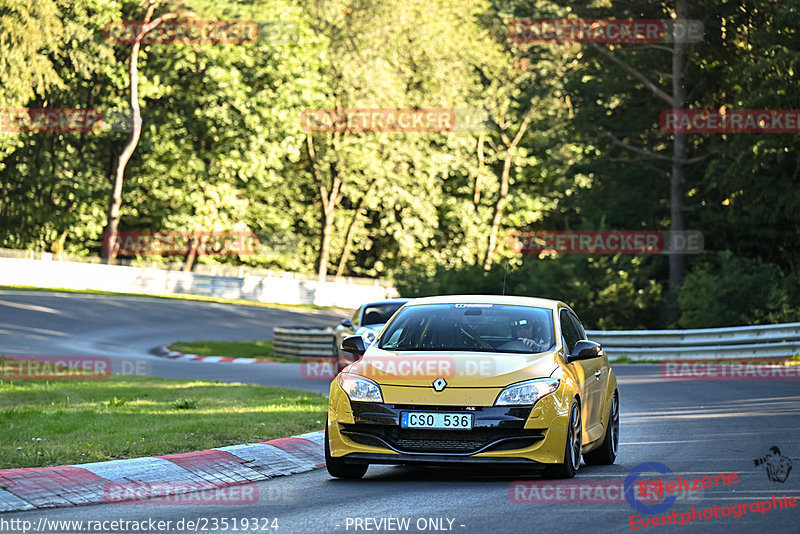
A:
340,452,545,468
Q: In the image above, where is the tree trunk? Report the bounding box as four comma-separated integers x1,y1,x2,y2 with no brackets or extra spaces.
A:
669,0,689,321
483,111,533,271
335,177,379,278
51,230,68,258
473,131,485,207
306,133,344,283
483,154,512,271
102,3,186,264
587,2,690,321
182,234,199,272
318,203,336,282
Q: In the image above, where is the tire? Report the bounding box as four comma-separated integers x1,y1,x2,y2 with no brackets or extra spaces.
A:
545,399,581,479
325,425,368,479
583,392,619,466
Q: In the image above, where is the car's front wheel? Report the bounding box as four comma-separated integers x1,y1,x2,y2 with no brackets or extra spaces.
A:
325,425,368,479
583,391,619,466
545,399,581,479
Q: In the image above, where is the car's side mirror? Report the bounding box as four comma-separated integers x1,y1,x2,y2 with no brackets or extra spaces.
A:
341,335,367,357
340,319,353,328
567,340,604,363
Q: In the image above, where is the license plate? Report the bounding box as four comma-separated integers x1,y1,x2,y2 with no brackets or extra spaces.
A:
400,412,473,430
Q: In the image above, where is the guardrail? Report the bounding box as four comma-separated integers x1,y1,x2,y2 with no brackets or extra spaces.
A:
274,323,800,363
273,326,336,360
587,323,800,360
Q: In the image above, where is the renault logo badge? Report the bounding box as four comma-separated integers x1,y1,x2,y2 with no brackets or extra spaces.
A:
432,377,447,392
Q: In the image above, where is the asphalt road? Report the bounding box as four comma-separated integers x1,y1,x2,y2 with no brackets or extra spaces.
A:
1,292,799,533
0,290,348,394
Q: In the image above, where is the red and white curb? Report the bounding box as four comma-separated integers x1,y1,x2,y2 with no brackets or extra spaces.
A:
155,346,278,364
0,431,325,512
155,346,336,366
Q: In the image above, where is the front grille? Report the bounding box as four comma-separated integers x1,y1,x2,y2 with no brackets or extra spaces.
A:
395,437,484,452
341,424,543,454
350,402,533,428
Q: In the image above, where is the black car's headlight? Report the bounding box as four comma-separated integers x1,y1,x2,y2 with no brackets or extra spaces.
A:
494,378,560,406
338,372,383,402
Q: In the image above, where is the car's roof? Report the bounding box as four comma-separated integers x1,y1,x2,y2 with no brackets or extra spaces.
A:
403,294,565,310
361,298,410,306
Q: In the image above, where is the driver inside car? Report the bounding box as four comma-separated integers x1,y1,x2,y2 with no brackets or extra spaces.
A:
511,318,547,350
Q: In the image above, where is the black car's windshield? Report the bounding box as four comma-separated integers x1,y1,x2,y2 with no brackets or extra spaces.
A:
378,303,555,354
361,302,405,326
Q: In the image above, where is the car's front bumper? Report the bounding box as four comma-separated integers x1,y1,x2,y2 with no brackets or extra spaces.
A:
340,402,543,454
327,385,573,465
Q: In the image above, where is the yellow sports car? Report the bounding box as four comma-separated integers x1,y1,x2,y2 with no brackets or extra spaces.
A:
325,295,619,479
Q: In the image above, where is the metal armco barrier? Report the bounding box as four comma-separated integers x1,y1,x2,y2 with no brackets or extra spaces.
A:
274,323,800,362
273,326,336,360
587,322,800,360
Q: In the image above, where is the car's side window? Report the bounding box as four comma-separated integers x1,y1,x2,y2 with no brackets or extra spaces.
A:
560,309,581,354
568,311,586,340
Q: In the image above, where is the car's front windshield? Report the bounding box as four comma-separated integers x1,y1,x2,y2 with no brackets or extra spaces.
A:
377,303,555,354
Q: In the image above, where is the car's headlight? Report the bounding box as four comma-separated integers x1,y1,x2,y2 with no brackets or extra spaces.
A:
338,372,383,402
494,378,560,406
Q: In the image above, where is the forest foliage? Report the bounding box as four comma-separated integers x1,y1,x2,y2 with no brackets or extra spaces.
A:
1,0,798,328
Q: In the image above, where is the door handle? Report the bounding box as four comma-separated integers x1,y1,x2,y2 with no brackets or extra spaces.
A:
594,370,602,378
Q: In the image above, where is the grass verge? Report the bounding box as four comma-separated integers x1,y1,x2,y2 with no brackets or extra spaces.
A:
167,340,308,363
0,373,326,469
0,284,347,312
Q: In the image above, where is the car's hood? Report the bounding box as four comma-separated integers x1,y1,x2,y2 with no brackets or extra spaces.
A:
355,324,384,334
346,347,559,387
356,323,386,332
